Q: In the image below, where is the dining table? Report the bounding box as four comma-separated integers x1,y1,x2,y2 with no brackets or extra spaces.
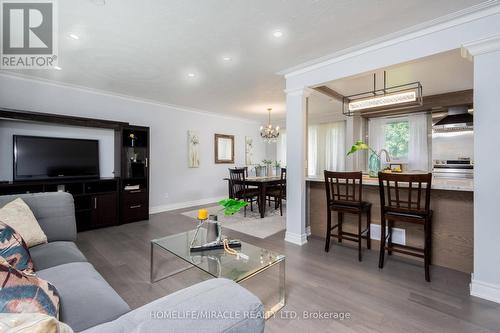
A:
224,176,283,218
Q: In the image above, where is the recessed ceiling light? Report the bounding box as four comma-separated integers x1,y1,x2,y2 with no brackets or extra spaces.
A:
54,66,62,70
187,73,196,78
272,30,283,38
222,56,232,61
69,33,80,40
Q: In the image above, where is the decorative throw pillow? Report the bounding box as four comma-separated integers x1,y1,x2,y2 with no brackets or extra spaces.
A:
0,222,34,275
0,259,60,318
0,198,47,248
0,313,73,333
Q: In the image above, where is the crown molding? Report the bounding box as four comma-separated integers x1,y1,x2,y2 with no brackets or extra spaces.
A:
461,33,500,59
279,1,500,78
0,72,260,124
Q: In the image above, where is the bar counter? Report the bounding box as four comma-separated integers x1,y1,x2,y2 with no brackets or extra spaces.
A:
306,175,473,273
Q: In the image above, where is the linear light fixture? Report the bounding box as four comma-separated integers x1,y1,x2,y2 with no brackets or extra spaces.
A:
342,72,423,116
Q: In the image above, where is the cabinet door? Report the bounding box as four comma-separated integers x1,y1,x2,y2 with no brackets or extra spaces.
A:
91,193,118,227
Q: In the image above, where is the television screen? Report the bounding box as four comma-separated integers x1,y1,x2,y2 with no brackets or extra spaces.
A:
14,135,100,181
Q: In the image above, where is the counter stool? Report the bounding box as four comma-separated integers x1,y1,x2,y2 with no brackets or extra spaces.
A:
324,171,371,261
378,172,433,282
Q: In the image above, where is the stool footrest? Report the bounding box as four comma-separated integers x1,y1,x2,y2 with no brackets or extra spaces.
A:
385,243,425,258
330,231,369,243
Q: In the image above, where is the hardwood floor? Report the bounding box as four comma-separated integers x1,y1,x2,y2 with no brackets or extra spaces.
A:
76,208,500,333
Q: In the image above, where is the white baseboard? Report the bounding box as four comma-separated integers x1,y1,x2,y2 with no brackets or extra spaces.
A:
285,231,308,246
470,275,500,303
150,197,225,214
369,223,406,245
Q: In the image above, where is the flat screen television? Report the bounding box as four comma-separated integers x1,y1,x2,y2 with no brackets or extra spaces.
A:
13,135,100,181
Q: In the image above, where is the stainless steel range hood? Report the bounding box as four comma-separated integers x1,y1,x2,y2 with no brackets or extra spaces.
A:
433,106,473,132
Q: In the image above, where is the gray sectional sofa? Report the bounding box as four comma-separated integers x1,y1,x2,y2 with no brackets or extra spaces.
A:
0,192,265,333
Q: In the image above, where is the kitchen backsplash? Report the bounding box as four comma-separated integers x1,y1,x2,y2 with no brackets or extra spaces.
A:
432,130,474,162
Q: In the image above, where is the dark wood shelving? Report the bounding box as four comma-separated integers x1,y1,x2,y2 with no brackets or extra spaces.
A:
119,125,150,224
0,108,151,231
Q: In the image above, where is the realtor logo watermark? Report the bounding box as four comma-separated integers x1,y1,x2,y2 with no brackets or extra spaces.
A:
1,0,58,69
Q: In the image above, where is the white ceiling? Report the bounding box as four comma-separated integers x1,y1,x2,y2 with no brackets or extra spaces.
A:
308,48,474,121
5,0,484,122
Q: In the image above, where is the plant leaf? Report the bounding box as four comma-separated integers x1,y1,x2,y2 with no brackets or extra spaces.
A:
347,141,369,156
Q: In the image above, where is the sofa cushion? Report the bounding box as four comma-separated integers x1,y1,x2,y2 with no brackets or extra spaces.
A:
37,262,130,332
0,198,47,248
0,221,34,274
30,242,87,271
0,313,74,333
80,278,265,333
0,193,77,243
0,258,60,317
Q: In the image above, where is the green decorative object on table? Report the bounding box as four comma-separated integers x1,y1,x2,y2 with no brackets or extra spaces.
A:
218,198,249,216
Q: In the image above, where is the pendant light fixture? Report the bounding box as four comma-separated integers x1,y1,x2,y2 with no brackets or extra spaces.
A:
260,108,280,143
342,71,423,116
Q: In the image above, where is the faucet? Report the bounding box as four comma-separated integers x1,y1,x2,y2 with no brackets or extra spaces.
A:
378,149,391,162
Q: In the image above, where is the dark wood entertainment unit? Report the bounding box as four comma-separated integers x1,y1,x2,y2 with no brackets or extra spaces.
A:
0,108,150,231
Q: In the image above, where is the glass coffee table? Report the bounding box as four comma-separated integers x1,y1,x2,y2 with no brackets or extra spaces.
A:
150,228,285,319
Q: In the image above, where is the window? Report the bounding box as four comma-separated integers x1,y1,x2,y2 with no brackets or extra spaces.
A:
368,114,429,171
384,120,409,161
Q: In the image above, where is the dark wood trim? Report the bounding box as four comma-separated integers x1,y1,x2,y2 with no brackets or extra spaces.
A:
313,86,344,101
214,134,235,164
0,107,129,129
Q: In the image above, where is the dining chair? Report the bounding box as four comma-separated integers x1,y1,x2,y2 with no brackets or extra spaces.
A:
378,172,433,281
228,168,260,216
324,171,371,261
266,168,286,216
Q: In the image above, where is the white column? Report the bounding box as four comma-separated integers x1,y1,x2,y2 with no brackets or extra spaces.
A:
284,87,310,245
463,34,500,303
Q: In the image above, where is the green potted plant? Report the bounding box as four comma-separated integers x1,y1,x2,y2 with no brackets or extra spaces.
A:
347,141,381,177
274,160,281,176
262,159,273,176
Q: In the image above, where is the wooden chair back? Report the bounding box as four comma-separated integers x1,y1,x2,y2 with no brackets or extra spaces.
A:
378,172,432,215
280,168,287,198
324,171,363,207
228,168,247,198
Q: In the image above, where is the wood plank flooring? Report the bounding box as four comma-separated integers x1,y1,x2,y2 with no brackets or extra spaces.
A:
76,208,500,333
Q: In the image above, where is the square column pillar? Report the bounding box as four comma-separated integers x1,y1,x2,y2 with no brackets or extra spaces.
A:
463,34,500,303
284,87,311,245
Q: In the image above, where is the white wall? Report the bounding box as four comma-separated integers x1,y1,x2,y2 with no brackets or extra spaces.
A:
0,74,269,212
0,121,115,180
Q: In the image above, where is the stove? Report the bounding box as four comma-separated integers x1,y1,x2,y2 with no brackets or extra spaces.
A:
433,159,473,179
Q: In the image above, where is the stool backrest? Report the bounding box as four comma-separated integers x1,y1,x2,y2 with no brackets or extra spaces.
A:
324,171,363,206
378,172,432,214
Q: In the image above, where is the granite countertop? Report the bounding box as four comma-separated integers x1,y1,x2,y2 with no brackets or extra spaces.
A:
306,175,473,192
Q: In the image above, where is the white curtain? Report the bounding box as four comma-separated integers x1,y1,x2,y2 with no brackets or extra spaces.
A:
307,125,318,176
368,117,387,155
276,122,346,176
324,122,346,172
408,113,429,171
276,130,287,166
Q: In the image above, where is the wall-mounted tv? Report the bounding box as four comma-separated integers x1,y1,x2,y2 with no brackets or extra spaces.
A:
13,135,100,181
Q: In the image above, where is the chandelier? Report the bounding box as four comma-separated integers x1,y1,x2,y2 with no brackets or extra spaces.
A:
260,108,280,143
